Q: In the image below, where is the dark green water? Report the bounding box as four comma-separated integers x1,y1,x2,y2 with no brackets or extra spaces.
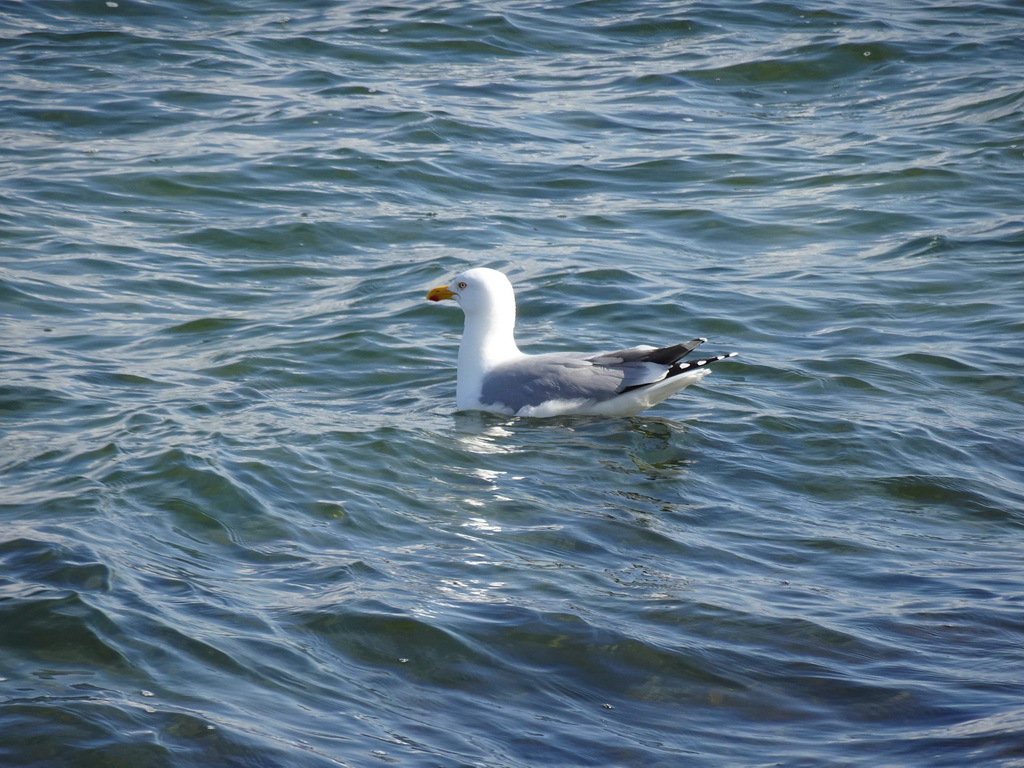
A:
3,1,1024,766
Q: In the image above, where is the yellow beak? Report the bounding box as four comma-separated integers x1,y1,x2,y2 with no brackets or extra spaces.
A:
426,285,456,302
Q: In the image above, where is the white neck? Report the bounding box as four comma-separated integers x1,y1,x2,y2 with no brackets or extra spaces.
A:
456,296,522,409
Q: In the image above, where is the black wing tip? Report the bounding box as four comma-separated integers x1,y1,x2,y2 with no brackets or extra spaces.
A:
671,351,738,373
618,350,737,394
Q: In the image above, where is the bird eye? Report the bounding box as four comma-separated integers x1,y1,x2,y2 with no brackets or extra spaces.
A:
457,282,467,289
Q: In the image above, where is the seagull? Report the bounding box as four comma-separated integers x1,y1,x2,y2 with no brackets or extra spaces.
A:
426,267,736,417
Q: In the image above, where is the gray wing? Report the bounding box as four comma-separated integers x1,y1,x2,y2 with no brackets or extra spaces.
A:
479,338,708,413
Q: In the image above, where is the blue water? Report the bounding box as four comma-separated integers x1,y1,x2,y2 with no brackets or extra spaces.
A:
3,1,1024,766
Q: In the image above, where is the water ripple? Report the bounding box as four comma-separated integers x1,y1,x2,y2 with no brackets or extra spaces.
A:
3,0,1024,765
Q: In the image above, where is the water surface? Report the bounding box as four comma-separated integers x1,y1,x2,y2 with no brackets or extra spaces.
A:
2,1,1024,766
